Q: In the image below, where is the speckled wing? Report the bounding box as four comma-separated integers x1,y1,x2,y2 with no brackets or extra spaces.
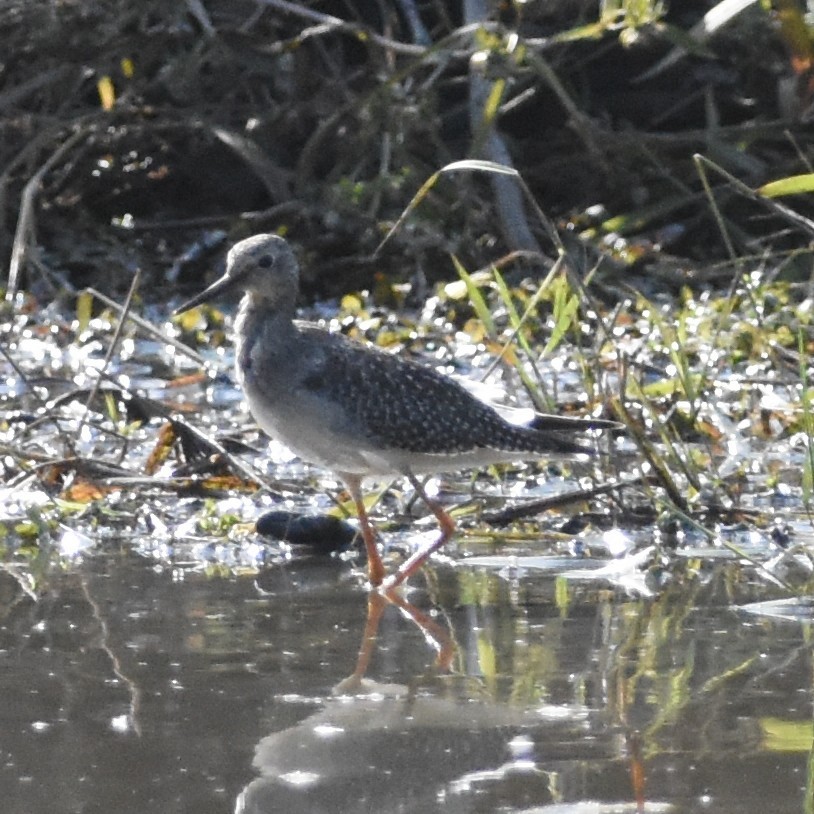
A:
297,328,598,457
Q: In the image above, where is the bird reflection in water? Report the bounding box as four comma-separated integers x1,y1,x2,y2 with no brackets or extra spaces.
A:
336,586,456,694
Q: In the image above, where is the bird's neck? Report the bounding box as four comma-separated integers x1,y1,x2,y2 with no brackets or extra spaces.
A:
248,287,297,315
234,291,297,354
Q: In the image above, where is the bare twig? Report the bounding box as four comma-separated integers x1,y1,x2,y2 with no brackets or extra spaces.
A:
76,270,142,446
211,126,293,200
256,0,428,56
0,65,74,113
466,0,541,255
185,0,216,37
482,472,648,525
6,127,89,301
85,287,208,366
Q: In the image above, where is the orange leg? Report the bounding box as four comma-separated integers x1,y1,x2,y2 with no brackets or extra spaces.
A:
384,472,456,589
343,474,386,587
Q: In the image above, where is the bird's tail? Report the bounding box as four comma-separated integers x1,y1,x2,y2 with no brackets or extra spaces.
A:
528,413,622,433
524,413,621,457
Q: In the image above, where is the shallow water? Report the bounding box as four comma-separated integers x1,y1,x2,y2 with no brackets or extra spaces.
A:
2,291,813,813
2,549,811,814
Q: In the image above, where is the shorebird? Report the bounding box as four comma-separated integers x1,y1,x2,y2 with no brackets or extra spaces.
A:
175,234,619,588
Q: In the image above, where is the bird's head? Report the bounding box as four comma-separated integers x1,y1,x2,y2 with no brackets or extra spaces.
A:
174,234,299,314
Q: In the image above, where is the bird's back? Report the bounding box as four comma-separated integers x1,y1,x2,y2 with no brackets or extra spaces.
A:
282,326,604,470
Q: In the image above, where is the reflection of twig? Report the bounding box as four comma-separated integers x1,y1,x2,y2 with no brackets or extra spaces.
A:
6,127,88,301
80,574,143,736
0,563,41,602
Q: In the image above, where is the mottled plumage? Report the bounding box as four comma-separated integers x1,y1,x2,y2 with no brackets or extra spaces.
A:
294,327,607,459
175,234,619,587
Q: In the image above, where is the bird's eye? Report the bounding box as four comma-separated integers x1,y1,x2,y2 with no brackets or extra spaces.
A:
257,254,274,268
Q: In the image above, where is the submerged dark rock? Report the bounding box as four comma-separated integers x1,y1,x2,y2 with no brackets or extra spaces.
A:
255,510,359,555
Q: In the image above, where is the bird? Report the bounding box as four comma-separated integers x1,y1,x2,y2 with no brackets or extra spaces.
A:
175,234,620,589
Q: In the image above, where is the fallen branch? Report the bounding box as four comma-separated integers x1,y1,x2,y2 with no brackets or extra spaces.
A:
482,472,648,525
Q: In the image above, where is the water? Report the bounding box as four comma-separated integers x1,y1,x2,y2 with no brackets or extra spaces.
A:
2,292,812,813
1,550,810,814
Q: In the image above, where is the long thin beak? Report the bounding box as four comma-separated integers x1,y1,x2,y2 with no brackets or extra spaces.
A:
173,272,239,315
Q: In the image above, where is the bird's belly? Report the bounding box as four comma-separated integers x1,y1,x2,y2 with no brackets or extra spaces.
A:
243,383,531,478
241,381,376,475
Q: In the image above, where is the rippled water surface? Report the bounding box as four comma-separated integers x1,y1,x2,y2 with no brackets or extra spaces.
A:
2,548,810,814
